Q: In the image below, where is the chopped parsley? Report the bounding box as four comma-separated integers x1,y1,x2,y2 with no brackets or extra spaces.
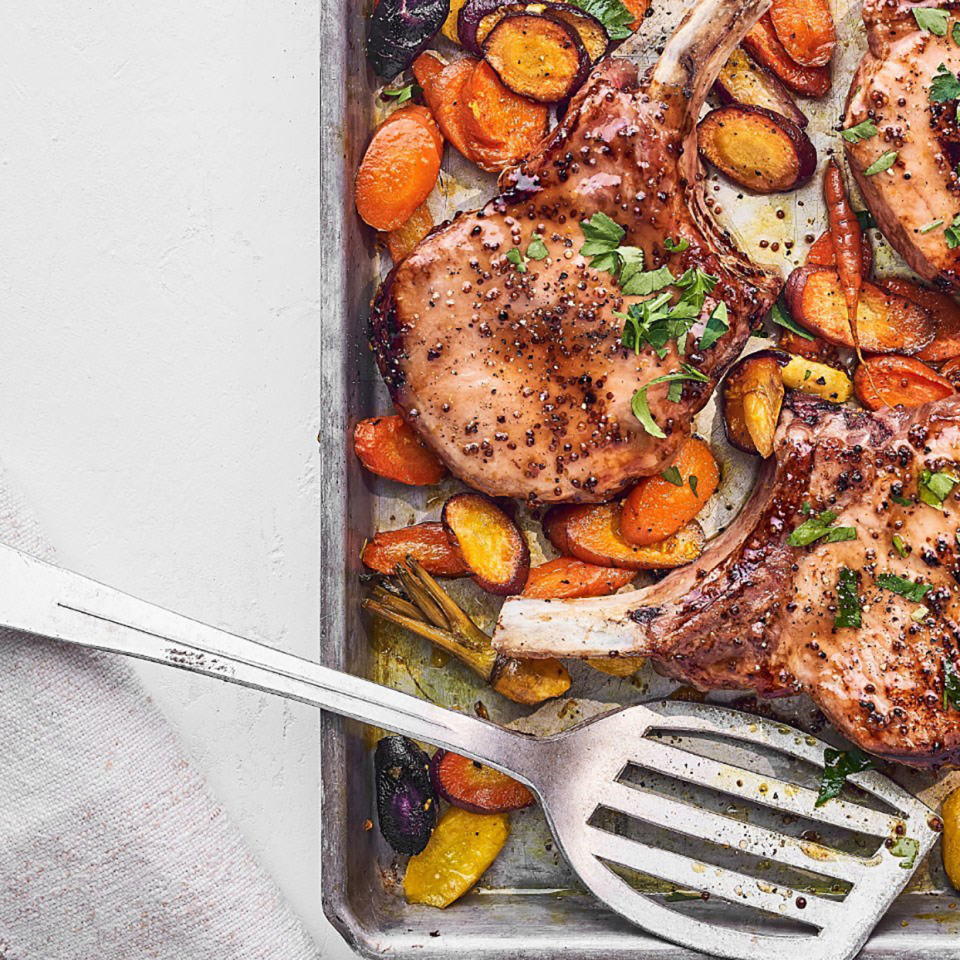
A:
891,491,914,507
835,567,862,629
568,0,634,40
661,465,683,486
631,365,709,438
889,836,920,869
930,62,960,102
526,233,549,260
618,246,648,291
689,475,699,497
699,302,729,352
945,214,960,248
664,236,689,253
621,264,673,297
505,247,526,273
914,7,949,35
770,299,815,340
877,573,932,602
382,82,423,104
944,658,960,710
863,151,898,176
954,20,960,44
919,219,944,234
841,119,879,143
787,510,857,547
579,212,626,273
919,468,958,508
816,748,875,806
893,534,908,558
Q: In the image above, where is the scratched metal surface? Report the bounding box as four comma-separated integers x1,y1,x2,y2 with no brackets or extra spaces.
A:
319,0,960,953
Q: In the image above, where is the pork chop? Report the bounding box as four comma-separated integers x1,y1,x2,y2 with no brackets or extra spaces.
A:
371,0,781,504
845,0,960,289
495,393,960,767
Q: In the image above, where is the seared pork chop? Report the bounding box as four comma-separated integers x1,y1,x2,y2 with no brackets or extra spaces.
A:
495,393,960,767
845,0,960,289
371,0,782,504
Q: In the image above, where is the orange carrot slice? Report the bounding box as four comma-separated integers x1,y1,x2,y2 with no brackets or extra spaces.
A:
386,202,434,263
362,523,469,576
353,415,447,485
878,278,960,363
621,0,651,30
415,54,480,164
621,438,721,547
355,110,442,231
768,0,836,68
743,15,831,98
521,557,635,599
853,356,956,411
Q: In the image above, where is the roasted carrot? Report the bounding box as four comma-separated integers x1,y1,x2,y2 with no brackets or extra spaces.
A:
768,0,836,68
806,229,872,275
386,202,434,262
521,557,635,599
462,61,548,172
621,0,651,30
621,438,720,547
353,415,448,485
878,278,960,363
778,327,838,362
380,103,444,158
415,54,479,164
743,15,831,98
362,523,469,576
355,109,442,231
941,355,960,389
853,356,956,411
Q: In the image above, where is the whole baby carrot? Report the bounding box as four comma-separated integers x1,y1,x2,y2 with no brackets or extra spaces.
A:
824,159,863,355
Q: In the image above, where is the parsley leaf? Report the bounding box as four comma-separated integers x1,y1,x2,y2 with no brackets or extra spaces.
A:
770,299,815,340
689,475,699,497
945,214,960,248
579,212,626,273
664,236,689,253
816,748,876,806
621,263,674,296
893,534,908,558
787,510,857,547
841,120,879,143
676,267,718,301
915,7,949,34
891,491,914,507
618,292,675,357
864,151,898,176
568,0,634,39
617,246,647,290
699,301,729,351
877,573,932,602
944,658,960,710
930,62,960,102
889,836,920,869
631,365,709,438
835,567,862,629
954,20,960,44
919,468,958,508
527,233,549,260
661,465,683,486
505,247,526,273
383,82,423,104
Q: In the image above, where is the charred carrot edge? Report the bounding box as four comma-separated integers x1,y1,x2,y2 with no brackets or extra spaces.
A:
353,415,447,485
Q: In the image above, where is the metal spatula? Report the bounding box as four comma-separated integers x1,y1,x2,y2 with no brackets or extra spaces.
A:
0,542,939,960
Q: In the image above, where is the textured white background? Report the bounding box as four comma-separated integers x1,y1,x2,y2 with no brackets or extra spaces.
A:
1,1,350,954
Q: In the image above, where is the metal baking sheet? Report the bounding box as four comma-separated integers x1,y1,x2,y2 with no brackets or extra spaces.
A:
319,0,960,953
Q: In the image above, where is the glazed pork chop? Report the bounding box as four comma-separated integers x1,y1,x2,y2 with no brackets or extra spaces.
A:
371,0,781,504
495,393,960,767
845,0,960,289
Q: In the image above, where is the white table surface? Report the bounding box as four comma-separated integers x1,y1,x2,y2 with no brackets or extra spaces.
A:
2,1,350,955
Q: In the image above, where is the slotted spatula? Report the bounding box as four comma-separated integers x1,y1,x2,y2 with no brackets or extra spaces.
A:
0,542,939,960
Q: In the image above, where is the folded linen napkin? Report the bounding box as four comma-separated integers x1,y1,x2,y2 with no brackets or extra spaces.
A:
0,463,317,960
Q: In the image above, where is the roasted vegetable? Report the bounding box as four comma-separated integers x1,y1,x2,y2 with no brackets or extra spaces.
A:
375,736,437,855
781,354,853,403
367,0,451,79
544,503,705,570
462,60,549,171
824,159,864,367
878,278,960,363
585,655,646,677
853,356,956,411
362,523,469,576
442,0,470,41
363,558,570,704
714,47,808,128
386,202,434,263
355,109,443,231
522,556,635,599
442,493,529,594
722,350,788,456
414,54,480,164
482,12,590,103
354,415,448,485
743,14,831,98
404,806,510,907
942,355,960,389
621,438,720,547
768,0,836,67
698,105,816,194
943,786,960,891
806,229,872,275
785,267,935,355
779,326,839,362
430,749,535,812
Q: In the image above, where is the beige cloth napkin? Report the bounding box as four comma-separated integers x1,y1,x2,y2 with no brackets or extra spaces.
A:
0,463,318,960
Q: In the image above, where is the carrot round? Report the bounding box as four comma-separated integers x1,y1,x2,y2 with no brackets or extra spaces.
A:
362,523,468,576
621,0,651,30
853,356,956,411
621,438,720,547
416,55,480,164
353,415,447,485
807,229,872,275
941,355,960,388
386,202,434,263
769,0,836,68
355,109,442,231
521,557,635,599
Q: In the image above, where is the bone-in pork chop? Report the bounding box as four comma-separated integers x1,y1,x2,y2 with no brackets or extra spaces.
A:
495,393,960,767
845,0,960,289
371,0,781,504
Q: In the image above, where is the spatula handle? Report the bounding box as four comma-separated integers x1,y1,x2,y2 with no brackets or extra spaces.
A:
0,543,535,781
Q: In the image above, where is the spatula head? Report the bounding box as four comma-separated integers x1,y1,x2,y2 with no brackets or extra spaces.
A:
531,700,940,960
